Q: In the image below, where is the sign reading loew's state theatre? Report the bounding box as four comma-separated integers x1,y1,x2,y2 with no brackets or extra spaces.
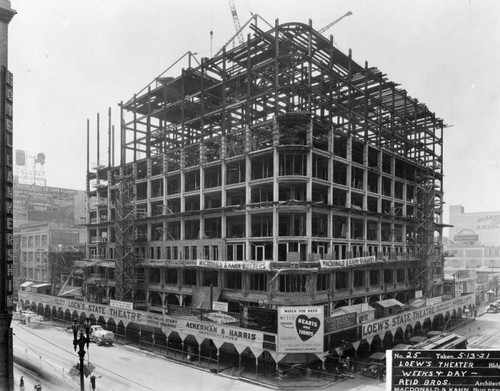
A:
361,294,474,339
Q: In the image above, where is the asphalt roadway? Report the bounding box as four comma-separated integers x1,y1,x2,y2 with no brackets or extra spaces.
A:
12,309,500,391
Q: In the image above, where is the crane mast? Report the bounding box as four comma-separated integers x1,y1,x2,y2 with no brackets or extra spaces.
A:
228,0,244,45
319,11,353,34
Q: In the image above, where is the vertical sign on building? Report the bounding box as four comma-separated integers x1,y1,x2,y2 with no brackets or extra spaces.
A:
2,67,13,312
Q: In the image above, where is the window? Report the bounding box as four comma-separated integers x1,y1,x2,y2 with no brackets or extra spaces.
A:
279,212,306,236
225,271,242,290
335,271,348,289
312,214,328,237
351,218,364,240
353,270,365,287
202,270,218,287
317,274,330,291
279,274,307,292
396,269,405,282
227,216,245,238
227,243,244,261
279,153,306,176
183,269,197,286
149,268,161,283
384,269,394,284
165,269,178,285
250,273,267,291
251,214,273,237
251,155,273,179
369,270,379,286
332,216,347,238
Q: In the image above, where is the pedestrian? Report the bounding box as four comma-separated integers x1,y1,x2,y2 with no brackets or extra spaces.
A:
378,366,385,382
19,376,24,391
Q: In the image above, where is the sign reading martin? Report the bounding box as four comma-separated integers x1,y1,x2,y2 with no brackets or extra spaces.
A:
277,306,324,353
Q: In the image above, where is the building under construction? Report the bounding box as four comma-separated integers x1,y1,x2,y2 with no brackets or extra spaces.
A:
80,20,454,364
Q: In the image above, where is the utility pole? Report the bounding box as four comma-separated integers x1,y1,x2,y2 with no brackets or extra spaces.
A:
0,1,16,390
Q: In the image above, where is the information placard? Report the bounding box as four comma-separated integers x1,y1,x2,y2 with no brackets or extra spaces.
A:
390,349,500,390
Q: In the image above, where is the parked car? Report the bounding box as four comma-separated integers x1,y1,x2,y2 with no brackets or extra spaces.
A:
487,304,500,313
89,325,115,346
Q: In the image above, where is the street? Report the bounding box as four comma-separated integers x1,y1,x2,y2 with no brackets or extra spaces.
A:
13,321,264,391
454,310,500,350
13,312,499,391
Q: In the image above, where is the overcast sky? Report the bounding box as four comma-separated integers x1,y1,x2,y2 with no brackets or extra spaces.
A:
8,0,500,222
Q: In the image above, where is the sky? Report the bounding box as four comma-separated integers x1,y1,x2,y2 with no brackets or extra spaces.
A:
7,0,500,223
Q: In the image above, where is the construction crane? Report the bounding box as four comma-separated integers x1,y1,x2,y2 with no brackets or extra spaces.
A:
214,13,272,57
319,11,353,34
228,0,244,45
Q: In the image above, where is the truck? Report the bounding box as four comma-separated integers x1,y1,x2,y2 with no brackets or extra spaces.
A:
90,325,115,346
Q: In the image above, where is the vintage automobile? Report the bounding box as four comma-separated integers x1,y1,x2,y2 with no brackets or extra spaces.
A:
89,325,115,346
487,304,500,313
361,352,385,379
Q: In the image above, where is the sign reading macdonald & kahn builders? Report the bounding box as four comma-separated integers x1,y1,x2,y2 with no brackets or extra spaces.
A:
319,256,379,269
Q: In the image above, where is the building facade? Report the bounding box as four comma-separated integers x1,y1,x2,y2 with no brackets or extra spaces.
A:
13,182,86,231
448,205,500,247
445,205,500,302
78,21,450,361
0,0,16,389
15,222,83,289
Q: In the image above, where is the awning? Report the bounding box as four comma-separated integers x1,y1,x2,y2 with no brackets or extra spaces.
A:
32,283,51,288
59,287,82,296
97,261,115,268
374,299,404,308
20,281,34,288
369,352,386,362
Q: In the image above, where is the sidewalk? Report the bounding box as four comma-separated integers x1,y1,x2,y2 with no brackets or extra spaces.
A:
14,363,73,391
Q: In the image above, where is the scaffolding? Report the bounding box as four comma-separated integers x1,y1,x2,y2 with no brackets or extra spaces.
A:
113,168,137,302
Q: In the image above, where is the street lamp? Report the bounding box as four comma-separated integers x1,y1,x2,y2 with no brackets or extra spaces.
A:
71,318,92,391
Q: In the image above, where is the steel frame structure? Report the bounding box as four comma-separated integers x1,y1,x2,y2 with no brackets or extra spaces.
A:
88,21,446,304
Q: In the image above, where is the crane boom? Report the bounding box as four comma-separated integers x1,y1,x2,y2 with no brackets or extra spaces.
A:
319,11,353,34
228,0,244,45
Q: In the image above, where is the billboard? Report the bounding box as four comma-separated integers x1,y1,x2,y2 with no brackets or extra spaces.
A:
13,184,84,227
277,306,324,353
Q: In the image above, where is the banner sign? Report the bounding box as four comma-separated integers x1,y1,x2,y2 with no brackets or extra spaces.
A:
110,300,134,310
361,294,475,339
409,298,427,309
19,292,266,351
212,301,228,312
426,296,443,306
319,256,378,269
324,312,357,334
277,306,324,353
241,306,277,333
197,259,271,271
